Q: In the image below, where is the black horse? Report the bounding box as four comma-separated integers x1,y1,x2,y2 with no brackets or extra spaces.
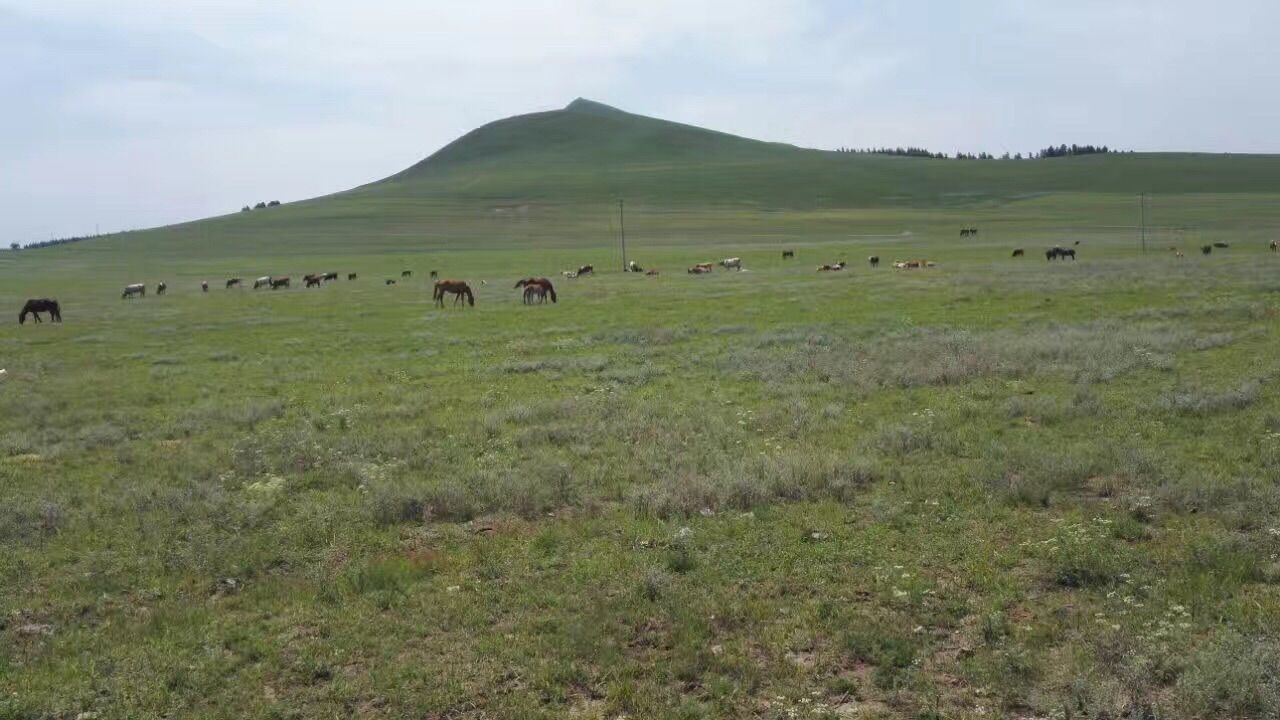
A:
19,298,61,325
782,250,795,259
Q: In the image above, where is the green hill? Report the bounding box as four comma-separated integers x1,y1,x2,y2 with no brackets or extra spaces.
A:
357,98,1280,208
21,98,1280,257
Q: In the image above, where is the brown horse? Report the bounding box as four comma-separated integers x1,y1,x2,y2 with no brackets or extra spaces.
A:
434,279,475,307
522,284,547,304
304,274,322,288
514,277,557,303
20,299,61,324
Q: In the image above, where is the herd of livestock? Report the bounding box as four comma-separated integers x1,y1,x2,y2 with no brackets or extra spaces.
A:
15,236,1280,325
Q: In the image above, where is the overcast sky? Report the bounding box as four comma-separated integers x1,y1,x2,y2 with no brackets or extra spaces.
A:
4,0,1279,242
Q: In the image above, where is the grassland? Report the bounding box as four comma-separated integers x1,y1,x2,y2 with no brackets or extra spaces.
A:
4,101,1280,719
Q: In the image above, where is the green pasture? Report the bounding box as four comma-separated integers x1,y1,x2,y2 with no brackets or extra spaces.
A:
4,99,1280,718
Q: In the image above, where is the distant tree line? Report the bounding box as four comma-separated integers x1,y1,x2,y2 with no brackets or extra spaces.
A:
242,200,282,212
13,234,96,251
836,144,1123,160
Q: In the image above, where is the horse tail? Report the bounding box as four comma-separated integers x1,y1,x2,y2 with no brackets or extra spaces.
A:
545,282,556,303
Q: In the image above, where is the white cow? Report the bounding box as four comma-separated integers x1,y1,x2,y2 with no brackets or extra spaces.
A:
121,283,145,299
253,276,272,289
719,257,742,271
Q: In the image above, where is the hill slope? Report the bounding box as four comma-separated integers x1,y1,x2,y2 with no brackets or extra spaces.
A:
356,98,1280,208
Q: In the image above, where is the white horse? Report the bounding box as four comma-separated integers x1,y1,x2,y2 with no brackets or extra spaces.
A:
719,257,742,271
121,283,145,299
253,276,272,289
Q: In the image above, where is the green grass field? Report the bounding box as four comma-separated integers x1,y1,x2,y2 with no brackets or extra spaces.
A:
4,101,1280,719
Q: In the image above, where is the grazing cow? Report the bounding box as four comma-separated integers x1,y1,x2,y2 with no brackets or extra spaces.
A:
627,260,643,273
1060,248,1075,260
401,270,413,278
719,257,742,271
322,272,338,282
1271,240,1278,252
433,280,475,307
868,255,880,268
561,270,578,279
782,250,795,259
122,283,145,299
645,269,660,276
253,276,272,289
156,282,167,296
270,276,290,289
348,273,358,280
304,274,322,288
225,278,241,289
1045,248,1057,261
201,281,208,292
1201,245,1213,255
19,299,61,324
1213,241,1229,249
577,264,594,276
514,277,557,303
386,279,396,285
817,263,845,272
1012,249,1024,257
688,265,712,274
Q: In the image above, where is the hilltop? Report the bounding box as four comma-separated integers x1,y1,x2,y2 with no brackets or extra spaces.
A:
18,98,1280,256
357,98,1280,208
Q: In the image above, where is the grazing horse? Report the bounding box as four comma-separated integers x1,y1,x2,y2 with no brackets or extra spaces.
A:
253,276,272,289
270,276,290,289
201,281,209,292
720,257,742,271
348,273,358,280
1045,248,1057,261
576,264,594,276
522,284,547,304
782,250,795,259
1201,245,1212,255
401,270,413,278
322,272,338,282
1012,249,1024,257
304,274,322,288
514,277,557,303
156,282,167,296
19,299,61,324
433,279,475,307
226,278,241,289
868,255,880,268
122,283,145,299
1060,248,1076,260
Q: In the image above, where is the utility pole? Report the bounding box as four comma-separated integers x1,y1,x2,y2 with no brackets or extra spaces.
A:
1140,193,1147,254
618,199,627,271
